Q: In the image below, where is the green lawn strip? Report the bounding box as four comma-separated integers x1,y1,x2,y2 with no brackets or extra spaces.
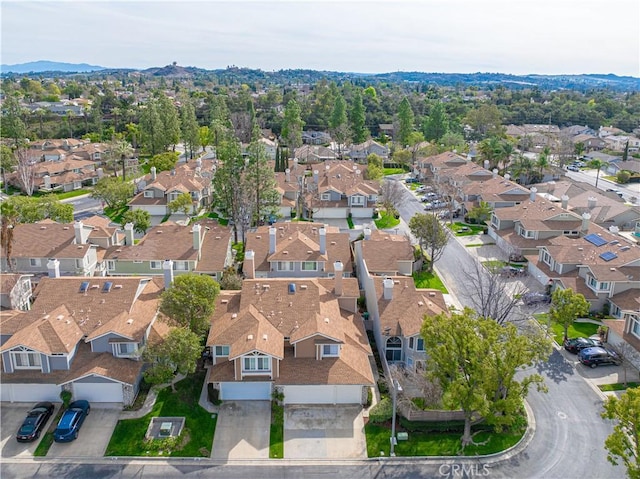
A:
365,422,524,457
374,213,400,229
465,243,487,248
534,314,600,344
33,432,54,457
55,189,91,200
105,372,215,457
103,205,128,225
412,271,449,293
481,260,506,273
599,382,640,392
384,168,405,175
448,222,486,236
269,401,284,458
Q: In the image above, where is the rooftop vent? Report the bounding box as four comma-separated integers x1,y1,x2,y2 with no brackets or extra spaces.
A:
102,281,113,293
418,301,424,306
91,284,99,289
256,235,262,239
247,334,254,340
288,283,296,294
324,317,330,323
300,284,308,290
307,250,313,254
221,299,229,304
56,314,64,320
126,318,134,324
231,313,237,318
262,334,268,340
283,250,289,254
114,285,122,289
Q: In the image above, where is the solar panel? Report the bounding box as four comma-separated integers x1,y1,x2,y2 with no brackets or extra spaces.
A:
599,251,618,262
584,234,607,247
102,281,113,293
79,281,90,293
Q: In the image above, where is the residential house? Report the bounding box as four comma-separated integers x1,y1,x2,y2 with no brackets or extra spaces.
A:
414,151,468,183
243,222,352,279
378,124,394,139
302,130,332,145
0,274,33,311
0,276,168,405
606,159,640,177
348,139,390,162
129,159,214,218
583,152,618,164
0,220,99,278
206,275,374,404
561,125,597,137
603,135,639,152
293,145,337,163
571,134,606,151
103,219,232,281
603,292,640,369
599,126,626,138
353,228,416,282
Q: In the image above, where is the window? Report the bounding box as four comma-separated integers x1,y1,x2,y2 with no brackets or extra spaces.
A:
30,258,41,267
385,336,402,362
106,260,115,270
150,261,162,270
409,337,424,351
114,343,138,357
143,190,154,198
301,261,317,271
11,350,42,370
75,258,84,269
277,261,294,271
632,317,640,338
243,354,270,372
321,193,331,201
587,276,610,291
542,250,552,267
322,344,339,357
351,195,364,205
215,345,230,356
173,261,188,271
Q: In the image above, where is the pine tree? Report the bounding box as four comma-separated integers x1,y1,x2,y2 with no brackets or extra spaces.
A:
350,89,368,144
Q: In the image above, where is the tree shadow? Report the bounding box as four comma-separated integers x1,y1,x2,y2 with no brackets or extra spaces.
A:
536,349,575,383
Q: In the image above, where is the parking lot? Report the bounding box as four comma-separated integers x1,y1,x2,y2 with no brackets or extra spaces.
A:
1,403,59,458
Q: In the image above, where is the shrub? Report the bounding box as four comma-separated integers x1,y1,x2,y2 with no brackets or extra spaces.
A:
365,387,373,408
369,397,393,424
207,384,220,405
377,379,389,395
60,390,72,408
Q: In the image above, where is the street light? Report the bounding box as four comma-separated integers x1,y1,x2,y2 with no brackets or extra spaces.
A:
390,378,402,457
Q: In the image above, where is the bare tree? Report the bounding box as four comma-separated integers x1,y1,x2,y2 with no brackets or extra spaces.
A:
15,146,37,196
610,342,640,387
381,178,405,216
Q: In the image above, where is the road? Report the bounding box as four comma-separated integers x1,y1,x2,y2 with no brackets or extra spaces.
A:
565,169,639,203
61,194,103,220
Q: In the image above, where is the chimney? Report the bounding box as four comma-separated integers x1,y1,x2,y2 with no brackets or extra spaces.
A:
483,160,489,170
74,220,88,244
529,187,537,202
504,173,511,181
364,227,372,240
47,258,60,278
163,259,174,288
124,222,135,245
492,168,498,179
561,195,569,209
285,168,291,183
329,261,343,296
319,227,326,254
587,196,597,209
244,250,255,279
581,212,591,231
383,278,394,300
150,166,157,181
313,169,319,184
196,158,202,168
269,226,277,254
44,175,51,189
97,168,104,179
192,224,202,258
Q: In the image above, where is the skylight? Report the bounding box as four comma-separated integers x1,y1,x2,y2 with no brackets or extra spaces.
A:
79,281,90,293
584,234,607,247
102,281,113,293
599,251,618,262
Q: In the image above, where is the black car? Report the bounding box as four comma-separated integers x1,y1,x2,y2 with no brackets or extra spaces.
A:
16,402,55,442
53,400,90,442
578,347,621,368
563,337,602,354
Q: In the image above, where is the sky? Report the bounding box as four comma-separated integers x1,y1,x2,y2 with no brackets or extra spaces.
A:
2,0,639,76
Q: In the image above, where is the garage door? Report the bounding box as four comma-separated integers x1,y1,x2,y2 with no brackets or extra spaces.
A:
0,383,61,403
220,382,272,400
283,385,362,405
314,208,348,219
72,382,123,403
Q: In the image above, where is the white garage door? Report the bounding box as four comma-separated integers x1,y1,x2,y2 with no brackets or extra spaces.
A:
351,208,373,219
314,208,348,219
72,382,123,403
220,382,271,400
283,385,362,404
0,383,61,403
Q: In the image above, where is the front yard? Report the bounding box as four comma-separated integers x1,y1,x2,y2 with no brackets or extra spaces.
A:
412,270,449,293
447,222,486,236
105,371,216,457
534,313,600,345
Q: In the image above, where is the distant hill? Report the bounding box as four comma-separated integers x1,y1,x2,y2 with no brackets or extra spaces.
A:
0,61,106,73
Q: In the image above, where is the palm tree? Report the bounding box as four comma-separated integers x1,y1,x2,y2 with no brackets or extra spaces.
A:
478,137,502,170
106,139,134,180
588,159,608,189
510,154,536,185
498,141,515,175
536,147,551,178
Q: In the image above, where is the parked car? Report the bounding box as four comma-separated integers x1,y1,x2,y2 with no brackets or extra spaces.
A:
578,347,621,368
522,291,551,306
567,165,580,172
16,402,55,442
405,177,418,184
563,337,602,354
53,400,90,442
416,186,428,193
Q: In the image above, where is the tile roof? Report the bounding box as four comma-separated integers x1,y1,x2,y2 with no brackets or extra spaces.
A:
609,289,640,311
357,231,415,273
7,221,80,259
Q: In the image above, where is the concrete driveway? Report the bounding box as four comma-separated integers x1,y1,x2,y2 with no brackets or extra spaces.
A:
48,403,121,457
211,401,270,459
284,405,366,459
1,403,59,458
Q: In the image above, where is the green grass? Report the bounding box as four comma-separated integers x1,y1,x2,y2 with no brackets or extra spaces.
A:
105,371,216,457
55,189,91,200
534,314,600,344
412,270,449,293
207,212,229,226
599,382,640,392
365,422,524,457
448,222,486,236
232,242,244,263
269,401,284,458
482,260,506,273
104,205,128,225
384,168,406,175
33,432,55,457
374,212,400,229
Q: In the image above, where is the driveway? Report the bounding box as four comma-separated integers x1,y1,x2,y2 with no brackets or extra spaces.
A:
1,403,59,458
47,403,121,457
284,405,366,459
211,401,270,459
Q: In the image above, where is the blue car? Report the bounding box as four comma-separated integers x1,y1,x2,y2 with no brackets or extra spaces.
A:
53,400,90,442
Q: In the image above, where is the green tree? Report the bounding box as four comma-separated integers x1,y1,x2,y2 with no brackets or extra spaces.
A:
167,192,194,216
601,387,640,479
139,96,164,155
157,92,181,151
350,88,368,143
245,126,280,226
549,288,590,341
617,170,631,184
180,97,200,160
121,209,151,234
396,96,415,146
148,151,179,172
281,99,304,153
467,201,493,225
465,104,503,139
574,142,586,158
0,145,16,193
408,213,449,272
199,126,213,152
0,94,27,147
587,158,609,189
329,93,350,157
105,139,134,180
143,327,202,389
478,136,503,170
92,176,134,209
219,266,243,290
4,195,71,223
422,101,448,142
365,153,384,180
0,201,19,270
159,273,220,336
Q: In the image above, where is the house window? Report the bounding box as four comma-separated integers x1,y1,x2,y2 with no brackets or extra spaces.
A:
408,337,424,351
114,343,138,358
106,260,115,270
385,336,402,362
30,258,41,267
542,250,552,267
11,350,42,370
587,276,610,291
351,195,364,206
321,193,331,201
215,345,230,356
173,261,188,271
277,261,294,271
76,258,84,269
243,354,270,372
150,261,162,270
301,261,317,271
523,229,534,239
322,344,340,357
143,190,154,198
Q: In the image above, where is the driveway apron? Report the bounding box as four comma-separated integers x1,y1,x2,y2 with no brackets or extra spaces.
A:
211,401,270,459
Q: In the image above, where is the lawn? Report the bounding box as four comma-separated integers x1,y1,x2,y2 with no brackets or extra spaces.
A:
105,371,216,457
384,168,406,175
374,212,400,229
534,314,600,345
104,205,128,225
365,422,524,457
412,270,449,293
33,431,55,457
448,222,486,236
599,382,640,392
269,401,284,458
207,211,229,226
55,189,91,200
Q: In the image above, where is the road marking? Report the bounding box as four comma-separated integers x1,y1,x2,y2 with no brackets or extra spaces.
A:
557,411,567,420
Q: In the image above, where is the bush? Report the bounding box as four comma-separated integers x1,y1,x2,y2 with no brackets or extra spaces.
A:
365,387,373,408
60,390,72,408
369,397,393,424
207,383,220,405
377,379,389,395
